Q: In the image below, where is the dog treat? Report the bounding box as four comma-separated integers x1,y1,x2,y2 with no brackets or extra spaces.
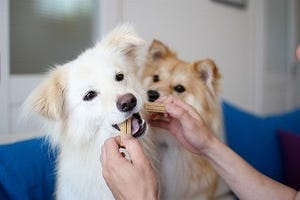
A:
119,117,132,147
118,118,132,160
120,117,131,135
144,102,166,113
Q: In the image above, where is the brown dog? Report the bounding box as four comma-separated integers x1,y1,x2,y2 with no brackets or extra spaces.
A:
139,39,225,200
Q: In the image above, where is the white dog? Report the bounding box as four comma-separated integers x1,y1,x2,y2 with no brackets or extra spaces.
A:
24,25,157,199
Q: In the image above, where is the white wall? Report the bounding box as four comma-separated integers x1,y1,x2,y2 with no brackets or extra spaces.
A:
120,0,257,112
258,0,300,114
0,0,9,134
106,0,299,115
1,0,298,137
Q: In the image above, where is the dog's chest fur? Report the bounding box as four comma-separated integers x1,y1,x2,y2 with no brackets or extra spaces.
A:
157,130,215,200
56,129,114,200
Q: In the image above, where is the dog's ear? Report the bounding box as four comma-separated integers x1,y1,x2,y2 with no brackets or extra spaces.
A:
194,59,221,94
101,24,145,61
26,67,67,120
149,39,175,60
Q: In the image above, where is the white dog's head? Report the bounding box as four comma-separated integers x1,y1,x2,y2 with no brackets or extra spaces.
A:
25,25,148,146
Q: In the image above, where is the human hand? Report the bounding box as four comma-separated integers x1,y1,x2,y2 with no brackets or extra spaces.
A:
100,136,158,200
149,95,216,155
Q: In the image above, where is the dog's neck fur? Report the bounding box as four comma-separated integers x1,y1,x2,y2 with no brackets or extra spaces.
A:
55,126,115,199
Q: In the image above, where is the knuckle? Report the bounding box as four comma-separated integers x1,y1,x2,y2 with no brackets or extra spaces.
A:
177,107,186,116
104,137,113,145
126,137,138,147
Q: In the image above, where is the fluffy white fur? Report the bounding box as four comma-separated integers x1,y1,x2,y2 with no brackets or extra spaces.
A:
24,24,155,200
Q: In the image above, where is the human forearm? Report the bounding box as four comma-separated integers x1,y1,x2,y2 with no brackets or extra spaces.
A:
150,95,298,199
203,137,297,200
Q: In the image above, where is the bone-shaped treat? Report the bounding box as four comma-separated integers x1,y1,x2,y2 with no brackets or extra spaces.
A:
119,117,132,146
144,102,166,113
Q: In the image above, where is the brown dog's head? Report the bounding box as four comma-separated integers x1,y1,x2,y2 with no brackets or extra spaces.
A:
140,39,222,135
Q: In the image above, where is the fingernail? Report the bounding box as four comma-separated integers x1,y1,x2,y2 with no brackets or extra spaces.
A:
119,147,131,161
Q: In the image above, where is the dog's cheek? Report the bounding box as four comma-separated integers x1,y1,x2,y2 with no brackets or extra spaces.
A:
140,76,151,88
66,114,101,145
72,103,103,127
184,94,203,114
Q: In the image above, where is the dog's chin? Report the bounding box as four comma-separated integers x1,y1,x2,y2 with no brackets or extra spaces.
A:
112,112,147,138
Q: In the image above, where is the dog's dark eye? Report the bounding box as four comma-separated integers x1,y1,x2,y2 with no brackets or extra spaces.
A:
83,91,97,101
153,74,160,82
115,73,124,81
174,84,186,93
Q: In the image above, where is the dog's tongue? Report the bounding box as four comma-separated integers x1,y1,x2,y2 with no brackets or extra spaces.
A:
131,118,140,134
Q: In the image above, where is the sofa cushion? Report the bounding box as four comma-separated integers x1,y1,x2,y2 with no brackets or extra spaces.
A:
0,137,56,200
222,101,300,183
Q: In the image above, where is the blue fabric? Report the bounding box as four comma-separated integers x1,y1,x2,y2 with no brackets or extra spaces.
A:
223,101,300,183
0,103,299,199
0,137,56,200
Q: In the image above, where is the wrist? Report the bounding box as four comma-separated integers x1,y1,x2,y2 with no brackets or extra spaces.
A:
136,183,158,200
201,134,221,158
146,192,158,200
137,190,158,200
147,184,159,200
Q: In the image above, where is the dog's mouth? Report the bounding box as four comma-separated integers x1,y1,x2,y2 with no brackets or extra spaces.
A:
112,112,147,138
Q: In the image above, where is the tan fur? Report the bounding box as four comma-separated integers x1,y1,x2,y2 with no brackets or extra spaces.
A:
29,67,67,120
140,39,223,200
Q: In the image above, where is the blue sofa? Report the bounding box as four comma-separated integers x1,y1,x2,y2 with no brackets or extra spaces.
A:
0,138,56,200
0,102,299,199
223,102,300,189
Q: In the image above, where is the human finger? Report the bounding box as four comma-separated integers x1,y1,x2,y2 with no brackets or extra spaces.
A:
148,118,170,130
165,102,195,124
122,137,149,165
165,96,201,121
156,95,201,121
102,137,124,161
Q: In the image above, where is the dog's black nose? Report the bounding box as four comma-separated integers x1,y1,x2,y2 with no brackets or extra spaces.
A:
117,93,137,112
147,90,160,102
